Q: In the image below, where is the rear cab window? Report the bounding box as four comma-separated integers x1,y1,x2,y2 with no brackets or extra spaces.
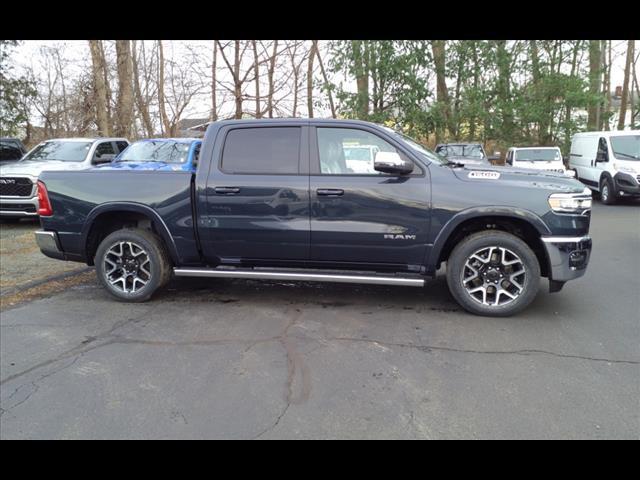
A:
221,127,301,174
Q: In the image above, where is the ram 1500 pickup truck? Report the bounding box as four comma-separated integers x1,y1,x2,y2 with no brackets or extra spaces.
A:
35,119,593,316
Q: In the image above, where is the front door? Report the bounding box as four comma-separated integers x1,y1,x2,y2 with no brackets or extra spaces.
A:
309,125,431,271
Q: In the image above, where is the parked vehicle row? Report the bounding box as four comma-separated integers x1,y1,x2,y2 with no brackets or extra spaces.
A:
34,119,593,316
0,138,129,220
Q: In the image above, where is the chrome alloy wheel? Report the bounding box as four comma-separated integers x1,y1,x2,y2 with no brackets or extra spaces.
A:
461,246,526,307
104,241,151,294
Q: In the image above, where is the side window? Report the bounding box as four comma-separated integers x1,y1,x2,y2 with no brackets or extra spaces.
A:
317,127,413,175
596,137,608,162
93,141,116,161
116,141,129,153
221,127,300,174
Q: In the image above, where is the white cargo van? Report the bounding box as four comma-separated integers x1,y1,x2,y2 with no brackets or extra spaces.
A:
569,130,640,204
505,146,574,176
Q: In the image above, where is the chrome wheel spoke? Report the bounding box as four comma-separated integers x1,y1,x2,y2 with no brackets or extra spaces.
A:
104,240,151,294
461,245,526,307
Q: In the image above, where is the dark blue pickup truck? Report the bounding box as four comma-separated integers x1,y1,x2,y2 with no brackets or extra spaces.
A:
35,119,593,316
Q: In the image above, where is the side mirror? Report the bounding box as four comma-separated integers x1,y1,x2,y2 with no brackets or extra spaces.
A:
374,151,414,175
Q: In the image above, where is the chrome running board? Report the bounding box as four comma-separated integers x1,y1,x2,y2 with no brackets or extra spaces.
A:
173,267,425,287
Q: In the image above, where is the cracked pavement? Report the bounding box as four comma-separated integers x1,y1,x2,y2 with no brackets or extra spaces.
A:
0,201,639,439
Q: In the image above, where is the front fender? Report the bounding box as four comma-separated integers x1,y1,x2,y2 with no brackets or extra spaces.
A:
426,206,551,271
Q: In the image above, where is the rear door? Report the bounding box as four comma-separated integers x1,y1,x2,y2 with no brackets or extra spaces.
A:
202,123,310,264
309,124,430,270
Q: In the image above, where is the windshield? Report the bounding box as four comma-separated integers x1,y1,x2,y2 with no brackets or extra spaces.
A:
437,145,485,159
118,141,191,164
610,135,640,161
515,148,561,162
381,126,449,165
23,141,92,162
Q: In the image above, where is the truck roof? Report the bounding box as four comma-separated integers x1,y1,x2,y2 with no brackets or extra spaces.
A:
41,137,129,143
572,130,639,138
132,137,201,143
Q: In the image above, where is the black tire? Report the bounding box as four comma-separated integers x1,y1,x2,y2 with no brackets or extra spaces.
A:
446,231,541,317
599,176,616,205
95,228,172,302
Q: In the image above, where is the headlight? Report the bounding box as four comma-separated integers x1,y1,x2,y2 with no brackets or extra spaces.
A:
548,188,592,213
613,164,637,175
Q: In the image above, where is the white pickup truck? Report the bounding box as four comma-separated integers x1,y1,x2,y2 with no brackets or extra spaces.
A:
505,146,575,177
0,137,128,221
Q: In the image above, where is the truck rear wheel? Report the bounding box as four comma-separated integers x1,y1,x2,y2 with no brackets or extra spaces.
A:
95,228,172,302
446,231,541,317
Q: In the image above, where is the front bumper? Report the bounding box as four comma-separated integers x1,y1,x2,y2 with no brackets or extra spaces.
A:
541,235,592,285
613,172,640,197
35,230,65,260
0,195,39,217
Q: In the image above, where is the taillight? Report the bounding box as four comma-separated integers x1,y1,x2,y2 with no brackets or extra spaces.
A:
37,180,53,216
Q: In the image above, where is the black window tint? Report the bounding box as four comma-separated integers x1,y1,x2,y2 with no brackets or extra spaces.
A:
222,127,300,174
0,141,23,161
116,141,129,153
95,142,115,158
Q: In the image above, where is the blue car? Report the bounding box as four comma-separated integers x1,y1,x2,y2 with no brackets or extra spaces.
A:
103,138,201,172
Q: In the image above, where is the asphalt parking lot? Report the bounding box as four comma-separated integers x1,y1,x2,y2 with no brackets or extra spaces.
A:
1,201,639,439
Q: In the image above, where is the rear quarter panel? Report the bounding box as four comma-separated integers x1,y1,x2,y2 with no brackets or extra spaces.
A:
39,170,198,264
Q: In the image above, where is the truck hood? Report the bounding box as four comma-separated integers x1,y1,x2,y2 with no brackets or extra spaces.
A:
451,164,584,193
96,161,188,172
0,160,90,177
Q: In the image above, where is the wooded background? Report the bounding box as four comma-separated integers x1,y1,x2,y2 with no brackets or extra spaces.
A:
1,40,638,156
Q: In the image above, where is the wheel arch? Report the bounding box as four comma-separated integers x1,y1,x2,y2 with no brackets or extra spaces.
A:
428,207,551,277
82,202,179,266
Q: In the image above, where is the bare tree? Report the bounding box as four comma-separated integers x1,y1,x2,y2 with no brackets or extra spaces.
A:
315,41,336,118
211,41,217,121
131,40,155,137
89,40,111,135
115,40,134,138
307,41,317,118
157,40,171,136
617,40,634,130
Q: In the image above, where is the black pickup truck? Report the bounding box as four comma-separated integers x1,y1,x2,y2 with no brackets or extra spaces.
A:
35,119,593,316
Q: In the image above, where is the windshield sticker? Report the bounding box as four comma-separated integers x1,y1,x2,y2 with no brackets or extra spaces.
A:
468,171,500,180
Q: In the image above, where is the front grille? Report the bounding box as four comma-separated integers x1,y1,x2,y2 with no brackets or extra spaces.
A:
0,202,36,213
0,177,33,197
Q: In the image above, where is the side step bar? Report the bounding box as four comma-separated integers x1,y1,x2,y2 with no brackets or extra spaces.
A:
173,267,425,287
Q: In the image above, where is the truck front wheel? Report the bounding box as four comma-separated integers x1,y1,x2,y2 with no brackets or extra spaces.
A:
95,228,172,302
446,231,541,317
600,176,616,205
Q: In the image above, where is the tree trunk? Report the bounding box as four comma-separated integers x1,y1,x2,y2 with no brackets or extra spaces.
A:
563,41,581,151
587,40,601,131
157,40,171,136
431,40,451,143
233,41,242,119
267,40,278,118
307,41,317,118
617,40,634,130
253,41,261,118
115,40,134,138
352,40,369,119
88,40,110,136
131,41,153,137
315,41,336,119
211,41,217,121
